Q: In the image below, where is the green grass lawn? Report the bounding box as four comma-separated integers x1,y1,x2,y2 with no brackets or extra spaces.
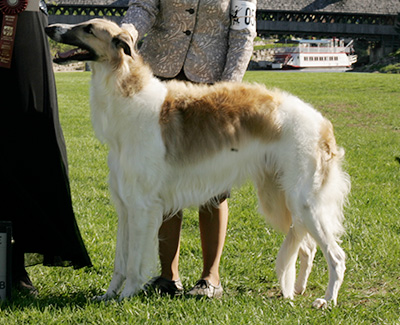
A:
1,71,399,324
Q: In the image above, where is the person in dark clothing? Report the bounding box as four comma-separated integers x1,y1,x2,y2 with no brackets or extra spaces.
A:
0,1,92,296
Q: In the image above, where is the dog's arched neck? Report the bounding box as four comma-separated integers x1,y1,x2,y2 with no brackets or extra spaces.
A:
90,54,153,98
89,57,167,146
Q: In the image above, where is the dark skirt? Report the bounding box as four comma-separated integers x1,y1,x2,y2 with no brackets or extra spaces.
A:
0,11,92,269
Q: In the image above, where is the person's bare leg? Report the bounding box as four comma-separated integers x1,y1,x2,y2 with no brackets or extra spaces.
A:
158,211,182,281
198,199,228,286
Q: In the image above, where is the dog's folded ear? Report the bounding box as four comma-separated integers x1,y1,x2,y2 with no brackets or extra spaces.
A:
121,23,139,42
112,32,134,57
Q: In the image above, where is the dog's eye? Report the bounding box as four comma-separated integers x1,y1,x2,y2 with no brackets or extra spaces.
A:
84,24,93,35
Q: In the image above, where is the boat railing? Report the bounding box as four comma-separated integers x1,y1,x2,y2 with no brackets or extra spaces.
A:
349,55,358,64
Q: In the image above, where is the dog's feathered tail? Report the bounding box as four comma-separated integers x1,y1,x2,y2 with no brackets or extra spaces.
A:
256,117,350,238
316,118,351,240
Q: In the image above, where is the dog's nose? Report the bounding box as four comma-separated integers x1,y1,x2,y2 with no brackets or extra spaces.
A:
45,26,68,42
45,24,71,41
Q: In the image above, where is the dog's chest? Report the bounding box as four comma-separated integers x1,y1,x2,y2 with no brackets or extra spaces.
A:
90,86,166,159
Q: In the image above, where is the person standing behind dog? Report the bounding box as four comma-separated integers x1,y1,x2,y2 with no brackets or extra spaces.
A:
122,0,256,298
0,0,92,296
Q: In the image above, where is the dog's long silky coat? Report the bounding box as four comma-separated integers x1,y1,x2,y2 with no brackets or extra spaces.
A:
46,19,350,308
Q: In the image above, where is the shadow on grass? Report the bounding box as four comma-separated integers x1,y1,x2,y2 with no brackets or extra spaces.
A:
0,277,288,311
0,289,100,310
0,287,191,311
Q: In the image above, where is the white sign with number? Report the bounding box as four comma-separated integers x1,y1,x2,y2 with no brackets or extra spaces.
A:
230,0,256,31
0,233,7,300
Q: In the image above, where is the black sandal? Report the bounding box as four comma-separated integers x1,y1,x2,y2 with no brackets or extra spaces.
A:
144,276,184,296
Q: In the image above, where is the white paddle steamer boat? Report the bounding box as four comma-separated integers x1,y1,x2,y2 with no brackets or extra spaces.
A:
272,38,357,70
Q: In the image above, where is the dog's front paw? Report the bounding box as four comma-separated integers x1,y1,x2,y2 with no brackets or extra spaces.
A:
312,298,328,309
118,284,141,300
93,291,117,302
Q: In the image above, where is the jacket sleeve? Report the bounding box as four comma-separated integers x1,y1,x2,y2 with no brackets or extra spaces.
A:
221,0,257,82
121,0,159,40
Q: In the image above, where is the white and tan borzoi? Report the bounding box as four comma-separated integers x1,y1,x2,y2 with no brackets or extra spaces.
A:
46,19,350,308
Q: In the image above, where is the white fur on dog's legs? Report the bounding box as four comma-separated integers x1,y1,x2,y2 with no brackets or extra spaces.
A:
119,204,163,300
276,227,303,299
96,166,129,301
294,235,317,295
300,206,346,309
312,242,346,308
96,205,128,301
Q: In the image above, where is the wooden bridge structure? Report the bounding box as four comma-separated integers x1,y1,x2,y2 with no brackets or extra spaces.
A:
47,1,399,57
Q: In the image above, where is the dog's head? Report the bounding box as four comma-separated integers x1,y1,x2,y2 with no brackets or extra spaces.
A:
45,19,137,65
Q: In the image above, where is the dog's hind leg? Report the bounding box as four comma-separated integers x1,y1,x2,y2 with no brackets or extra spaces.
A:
275,226,305,299
257,174,292,234
311,231,345,309
257,174,301,299
294,234,317,295
257,175,318,300
119,203,163,300
295,200,345,309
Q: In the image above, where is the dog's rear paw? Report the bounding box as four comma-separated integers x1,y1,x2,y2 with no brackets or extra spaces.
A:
294,283,306,296
312,298,328,309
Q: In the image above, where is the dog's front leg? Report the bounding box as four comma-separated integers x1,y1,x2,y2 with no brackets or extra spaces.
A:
119,204,163,300
95,210,129,301
96,173,129,301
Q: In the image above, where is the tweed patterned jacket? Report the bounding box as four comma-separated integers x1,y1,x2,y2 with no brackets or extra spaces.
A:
122,0,257,83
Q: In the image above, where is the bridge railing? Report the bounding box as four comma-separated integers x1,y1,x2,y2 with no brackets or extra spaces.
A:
47,4,127,17
256,10,396,26
256,10,399,40
47,4,128,24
